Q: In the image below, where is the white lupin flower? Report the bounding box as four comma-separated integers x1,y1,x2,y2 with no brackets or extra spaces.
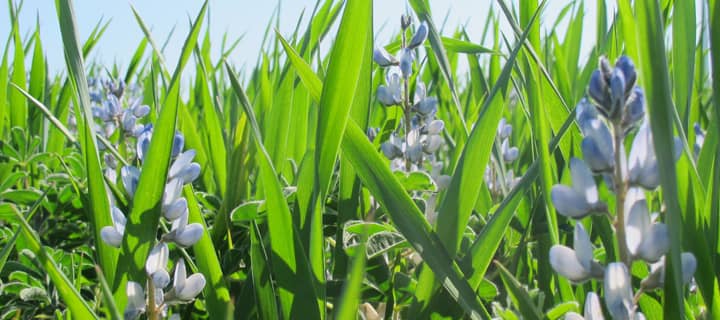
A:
425,119,444,135
373,47,398,67
169,150,201,184
405,129,423,163
624,188,668,263
498,118,512,139
163,178,184,211
604,263,634,320
549,223,603,283
563,292,604,320
423,135,443,154
551,158,606,219
164,197,188,221
377,69,403,106
399,48,414,79
100,206,126,248
124,281,146,320
641,252,697,290
501,139,519,163
121,166,141,198
146,242,170,289
163,209,203,247
381,134,403,160
165,259,206,304
583,292,604,320
628,121,681,189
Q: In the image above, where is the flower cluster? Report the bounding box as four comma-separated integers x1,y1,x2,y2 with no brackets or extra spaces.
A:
100,125,205,319
373,15,450,223
484,118,520,198
549,56,696,319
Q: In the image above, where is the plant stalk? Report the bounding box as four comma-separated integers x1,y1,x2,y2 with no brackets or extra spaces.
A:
612,121,630,266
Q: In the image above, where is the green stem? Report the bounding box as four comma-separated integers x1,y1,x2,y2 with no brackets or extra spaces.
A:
612,121,630,266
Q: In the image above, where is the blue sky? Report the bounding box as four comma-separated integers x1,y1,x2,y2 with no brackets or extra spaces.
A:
0,1,606,75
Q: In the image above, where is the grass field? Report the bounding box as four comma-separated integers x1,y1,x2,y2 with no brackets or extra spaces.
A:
0,0,719,319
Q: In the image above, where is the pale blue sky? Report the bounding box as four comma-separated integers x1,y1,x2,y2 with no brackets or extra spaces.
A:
0,1,608,75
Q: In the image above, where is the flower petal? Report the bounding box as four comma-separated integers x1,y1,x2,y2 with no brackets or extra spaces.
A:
604,263,634,320
100,226,123,247
573,223,594,272
408,22,428,49
177,273,206,301
549,245,590,283
570,158,598,205
551,185,591,219
637,223,669,263
584,292,604,320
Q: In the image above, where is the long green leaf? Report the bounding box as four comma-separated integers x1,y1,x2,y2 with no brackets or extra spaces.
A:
55,0,118,289
115,1,208,308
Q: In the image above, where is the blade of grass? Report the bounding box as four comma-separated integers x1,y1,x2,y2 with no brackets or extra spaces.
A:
341,120,489,319
184,185,233,319
635,0,685,316
226,61,321,319
55,0,118,289
115,0,207,308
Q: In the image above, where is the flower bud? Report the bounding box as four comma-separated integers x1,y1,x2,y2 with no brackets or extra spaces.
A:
408,22,428,49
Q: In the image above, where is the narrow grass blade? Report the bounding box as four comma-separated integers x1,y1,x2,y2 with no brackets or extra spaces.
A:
226,62,321,319
184,185,233,319
341,120,489,319
115,0,207,308
635,0,685,316
55,0,117,287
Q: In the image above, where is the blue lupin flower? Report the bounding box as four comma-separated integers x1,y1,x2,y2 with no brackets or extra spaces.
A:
624,188,668,263
576,100,614,172
549,223,604,283
588,56,639,121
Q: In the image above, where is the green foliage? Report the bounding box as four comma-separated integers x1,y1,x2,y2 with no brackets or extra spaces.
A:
0,0,717,319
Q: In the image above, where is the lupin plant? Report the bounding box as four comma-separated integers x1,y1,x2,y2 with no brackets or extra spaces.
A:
549,56,697,319
373,15,452,225
100,124,205,319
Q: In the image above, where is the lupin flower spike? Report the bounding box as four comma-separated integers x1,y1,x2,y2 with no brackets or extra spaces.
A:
551,158,607,219
588,56,637,121
100,206,126,248
549,223,604,283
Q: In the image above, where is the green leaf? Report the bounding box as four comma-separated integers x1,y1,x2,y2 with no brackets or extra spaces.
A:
226,62,321,319
635,0,685,316
55,0,117,289
115,0,208,309
341,120,489,319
